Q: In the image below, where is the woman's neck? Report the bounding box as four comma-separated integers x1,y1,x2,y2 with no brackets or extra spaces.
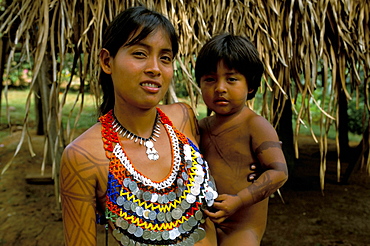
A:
113,106,158,139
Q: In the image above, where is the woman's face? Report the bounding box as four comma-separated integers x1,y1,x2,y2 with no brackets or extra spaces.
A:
100,27,174,111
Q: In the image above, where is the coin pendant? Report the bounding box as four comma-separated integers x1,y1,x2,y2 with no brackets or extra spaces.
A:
120,234,130,245
150,192,159,203
195,210,203,221
149,210,157,221
116,196,125,206
134,226,143,237
186,194,196,204
157,211,165,222
127,224,137,234
171,207,182,220
143,191,152,201
161,230,170,240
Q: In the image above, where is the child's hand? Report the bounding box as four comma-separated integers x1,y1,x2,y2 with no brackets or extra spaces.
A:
204,194,243,224
248,163,263,182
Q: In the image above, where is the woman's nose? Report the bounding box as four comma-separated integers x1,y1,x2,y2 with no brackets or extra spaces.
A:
144,58,161,77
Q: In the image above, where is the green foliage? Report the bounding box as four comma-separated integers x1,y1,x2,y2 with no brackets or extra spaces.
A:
174,60,190,98
292,63,368,137
195,99,207,120
2,52,32,89
347,68,369,135
0,0,5,12
347,96,369,135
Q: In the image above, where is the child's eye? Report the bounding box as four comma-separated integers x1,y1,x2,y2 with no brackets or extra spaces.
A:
202,77,215,83
133,51,146,58
228,77,238,82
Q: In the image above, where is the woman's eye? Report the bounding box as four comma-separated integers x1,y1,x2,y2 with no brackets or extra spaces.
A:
161,55,173,63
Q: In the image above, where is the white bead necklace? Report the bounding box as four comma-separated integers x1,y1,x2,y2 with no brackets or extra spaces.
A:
112,112,160,161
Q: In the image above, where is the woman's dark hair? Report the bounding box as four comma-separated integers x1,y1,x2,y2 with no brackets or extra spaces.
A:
195,33,264,100
99,6,179,115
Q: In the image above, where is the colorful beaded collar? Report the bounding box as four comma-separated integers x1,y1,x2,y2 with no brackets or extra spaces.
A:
100,108,218,246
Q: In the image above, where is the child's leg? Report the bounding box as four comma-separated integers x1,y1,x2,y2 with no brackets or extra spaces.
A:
195,218,217,246
217,227,260,246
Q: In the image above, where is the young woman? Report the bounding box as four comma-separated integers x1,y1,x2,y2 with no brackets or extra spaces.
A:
60,6,217,246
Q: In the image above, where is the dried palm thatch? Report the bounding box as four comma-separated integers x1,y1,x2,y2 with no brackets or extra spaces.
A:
0,0,369,197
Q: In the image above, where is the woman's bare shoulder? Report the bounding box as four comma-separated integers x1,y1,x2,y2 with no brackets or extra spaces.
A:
158,103,198,142
158,103,195,127
159,102,193,117
62,123,106,165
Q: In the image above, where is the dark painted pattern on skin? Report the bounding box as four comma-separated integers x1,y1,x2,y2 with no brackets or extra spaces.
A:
60,144,108,245
247,162,287,203
177,103,190,133
175,103,200,141
254,141,282,156
177,104,189,131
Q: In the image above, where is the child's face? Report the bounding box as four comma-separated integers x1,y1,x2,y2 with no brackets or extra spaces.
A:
200,60,251,116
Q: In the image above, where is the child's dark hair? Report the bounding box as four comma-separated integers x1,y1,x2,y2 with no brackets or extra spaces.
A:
195,33,264,100
99,6,178,115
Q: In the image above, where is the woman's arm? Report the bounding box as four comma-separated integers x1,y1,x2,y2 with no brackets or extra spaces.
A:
60,142,100,246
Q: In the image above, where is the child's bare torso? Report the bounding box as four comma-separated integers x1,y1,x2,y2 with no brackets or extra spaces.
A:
199,110,268,243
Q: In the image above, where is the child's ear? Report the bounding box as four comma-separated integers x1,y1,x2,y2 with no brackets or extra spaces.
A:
99,48,112,74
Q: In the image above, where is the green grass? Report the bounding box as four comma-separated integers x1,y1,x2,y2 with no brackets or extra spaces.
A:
0,89,98,140
60,92,99,130
195,101,208,120
0,89,33,140
294,119,362,143
0,89,31,125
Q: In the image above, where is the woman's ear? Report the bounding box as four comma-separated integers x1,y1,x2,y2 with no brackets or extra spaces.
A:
99,48,112,74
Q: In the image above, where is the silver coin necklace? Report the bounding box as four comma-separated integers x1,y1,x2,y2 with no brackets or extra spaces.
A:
112,112,161,161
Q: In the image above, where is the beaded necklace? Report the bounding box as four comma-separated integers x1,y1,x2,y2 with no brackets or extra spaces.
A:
100,108,217,246
112,112,161,161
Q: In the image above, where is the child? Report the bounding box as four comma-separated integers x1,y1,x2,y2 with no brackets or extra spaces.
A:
195,33,288,245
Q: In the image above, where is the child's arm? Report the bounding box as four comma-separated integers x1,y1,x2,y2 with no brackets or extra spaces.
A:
204,116,288,224
239,116,289,205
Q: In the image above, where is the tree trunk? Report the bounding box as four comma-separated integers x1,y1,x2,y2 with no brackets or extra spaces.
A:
343,123,370,183
338,85,350,157
34,58,51,136
34,54,53,161
34,51,63,209
276,98,296,175
0,37,9,120
34,83,45,135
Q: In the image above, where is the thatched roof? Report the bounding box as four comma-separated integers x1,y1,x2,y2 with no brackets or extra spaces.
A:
0,0,369,191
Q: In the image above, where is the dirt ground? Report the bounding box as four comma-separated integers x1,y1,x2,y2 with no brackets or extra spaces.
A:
0,129,369,246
